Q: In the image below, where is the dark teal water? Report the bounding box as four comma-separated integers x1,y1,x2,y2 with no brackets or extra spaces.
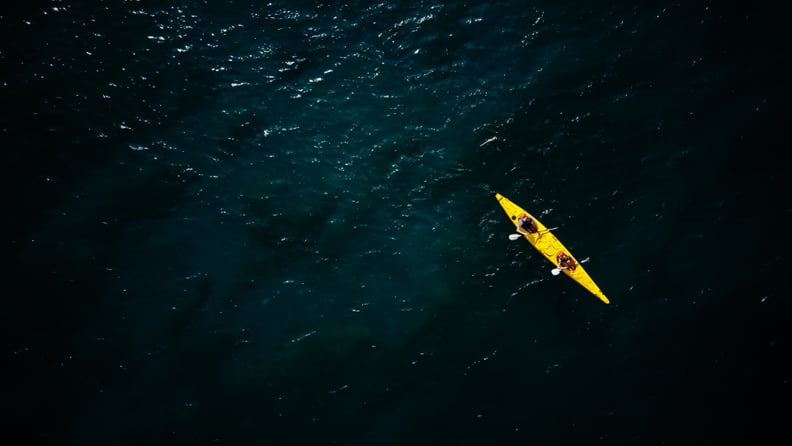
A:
4,1,790,445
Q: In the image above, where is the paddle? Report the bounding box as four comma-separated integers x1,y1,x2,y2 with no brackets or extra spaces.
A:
552,257,590,275
508,227,558,240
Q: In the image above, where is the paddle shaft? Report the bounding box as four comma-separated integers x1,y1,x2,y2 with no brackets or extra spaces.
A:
552,257,590,275
509,226,559,240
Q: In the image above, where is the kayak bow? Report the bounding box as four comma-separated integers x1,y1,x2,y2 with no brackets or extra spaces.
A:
495,193,610,304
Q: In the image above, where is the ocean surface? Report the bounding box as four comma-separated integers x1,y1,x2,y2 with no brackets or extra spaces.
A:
3,1,790,445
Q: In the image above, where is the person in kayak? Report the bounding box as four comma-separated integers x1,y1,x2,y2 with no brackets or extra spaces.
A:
556,252,577,272
516,213,539,235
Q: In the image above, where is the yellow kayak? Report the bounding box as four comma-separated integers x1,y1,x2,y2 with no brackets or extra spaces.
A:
495,193,610,304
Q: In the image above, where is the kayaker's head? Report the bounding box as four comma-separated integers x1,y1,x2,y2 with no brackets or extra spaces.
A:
519,213,528,221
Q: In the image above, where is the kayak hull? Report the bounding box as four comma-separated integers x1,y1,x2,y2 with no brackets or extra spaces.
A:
495,193,609,304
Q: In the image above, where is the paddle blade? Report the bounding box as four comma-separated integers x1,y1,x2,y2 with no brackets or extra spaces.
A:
508,234,523,240
551,268,561,276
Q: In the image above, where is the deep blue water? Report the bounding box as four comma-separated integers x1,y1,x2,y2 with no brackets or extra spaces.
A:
3,1,790,445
